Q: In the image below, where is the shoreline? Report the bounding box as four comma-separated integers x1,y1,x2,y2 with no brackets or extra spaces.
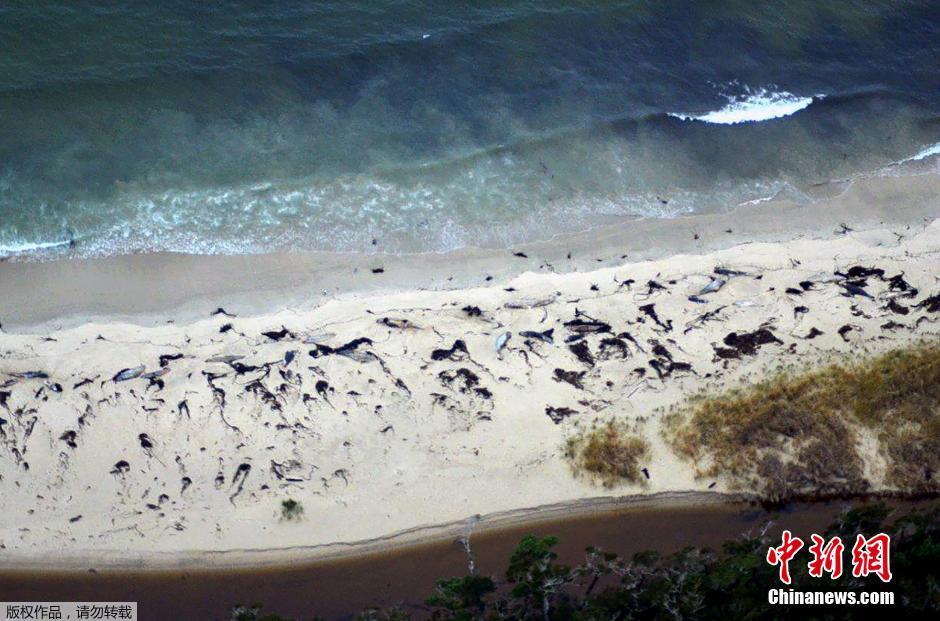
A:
2,167,938,333
8,497,937,621
3,490,936,574
0,491,739,572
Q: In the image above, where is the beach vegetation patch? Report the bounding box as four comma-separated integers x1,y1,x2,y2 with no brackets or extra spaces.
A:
280,498,304,521
666,342,940,501
565,422,649,487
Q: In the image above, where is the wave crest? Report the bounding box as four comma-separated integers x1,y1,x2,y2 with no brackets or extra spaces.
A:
902,142,940,163
670,88,819,125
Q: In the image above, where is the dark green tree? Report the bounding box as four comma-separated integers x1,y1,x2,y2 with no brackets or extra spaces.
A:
505,535,572,620
425,575,496,620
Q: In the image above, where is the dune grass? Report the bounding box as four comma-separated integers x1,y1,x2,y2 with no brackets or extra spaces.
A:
565,422,649,487
665,342,940,501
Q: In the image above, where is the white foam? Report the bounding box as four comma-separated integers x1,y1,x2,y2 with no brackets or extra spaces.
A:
737,195,775,207
902,142,940,162
671,89,818,125
0,239,71,255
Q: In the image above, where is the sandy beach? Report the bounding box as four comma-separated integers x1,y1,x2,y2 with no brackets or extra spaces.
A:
1,168,938,571
2,168,939,332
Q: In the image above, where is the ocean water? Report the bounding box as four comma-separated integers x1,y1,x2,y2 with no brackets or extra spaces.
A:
1,0,939,259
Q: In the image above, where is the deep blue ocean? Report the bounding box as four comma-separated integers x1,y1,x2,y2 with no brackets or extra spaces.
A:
1,1,939,258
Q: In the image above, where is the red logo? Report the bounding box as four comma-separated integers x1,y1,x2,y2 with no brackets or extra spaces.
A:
851,533,892,583
766,530,804,585
807,534,845,579
766,531,892,583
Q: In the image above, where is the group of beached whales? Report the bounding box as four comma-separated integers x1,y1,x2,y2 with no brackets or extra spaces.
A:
0,260,938,526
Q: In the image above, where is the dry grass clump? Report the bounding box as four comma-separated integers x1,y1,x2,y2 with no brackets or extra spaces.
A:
566,422,650,487
667,342,940,501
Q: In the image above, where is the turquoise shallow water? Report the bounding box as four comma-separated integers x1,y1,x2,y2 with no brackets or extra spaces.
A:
1,1,939,258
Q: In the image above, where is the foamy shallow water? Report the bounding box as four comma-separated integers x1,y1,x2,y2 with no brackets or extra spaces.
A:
1,1,939,260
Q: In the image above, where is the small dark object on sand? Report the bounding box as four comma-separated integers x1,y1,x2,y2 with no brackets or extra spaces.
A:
13,371,48,380
230,361,260,375
714,267,750,277
886,299,909,315
520,328,554,344
378,317,417,330
838,324,856,342
545,406,578,424
915,294,940,313
719,328,782,357
564,318,612,334
159,353,184,367
430,339,470,362
842,266,885,280
698,278,726,295
308,338,370,359
887,273,918,297
639,304,672,332
803,327,824,340
553,368,586,389
840,282,873,299
59,430,77,448
438,368,481,393
462,305,483,317
113,366,145,382
568,341,594,367
649,358,693,379
262,327,294,341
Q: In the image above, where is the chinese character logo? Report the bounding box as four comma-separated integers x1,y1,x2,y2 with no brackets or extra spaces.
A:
851,533,892,583
766,531,892,583
766,530,804,584
807,534,845,579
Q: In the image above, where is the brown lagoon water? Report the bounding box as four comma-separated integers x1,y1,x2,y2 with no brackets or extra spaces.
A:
1,498,936,620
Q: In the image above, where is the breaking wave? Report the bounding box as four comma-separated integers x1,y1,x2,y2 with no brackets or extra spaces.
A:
903,142,940,162
670,88,820,125
0,238,72,256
